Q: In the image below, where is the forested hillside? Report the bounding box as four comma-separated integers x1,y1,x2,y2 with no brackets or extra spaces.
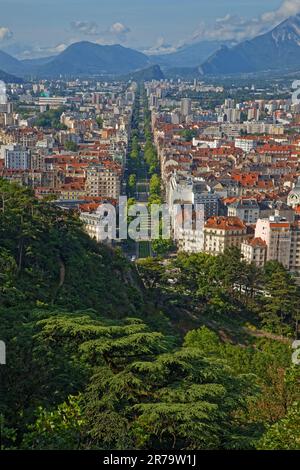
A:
0,180,299,450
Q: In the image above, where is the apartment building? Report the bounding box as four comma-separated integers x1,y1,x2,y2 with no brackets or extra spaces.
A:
204,216,249,255
175,206,205,254
167,174,219,222
5,145,31,170
290,221,300,278
235,137,257,153
80,206,113,245
241,238,267,267
227,199,260,224
38,96,67,110
255,217,291,269
193,180,219,219
85,164,121,199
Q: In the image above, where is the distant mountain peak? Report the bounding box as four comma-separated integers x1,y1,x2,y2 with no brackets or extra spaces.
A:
124,64,164,81
153,40,233,68
271,14,300,42
33,41,150,77
200,14,300,75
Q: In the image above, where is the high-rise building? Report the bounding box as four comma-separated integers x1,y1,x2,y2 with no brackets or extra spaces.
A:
5,145,31,170
255,216,291,269
181,98,192,117
224,98,235,108
247,108,260,121
150,94,158,109
85,164,121,199
223,108,241,123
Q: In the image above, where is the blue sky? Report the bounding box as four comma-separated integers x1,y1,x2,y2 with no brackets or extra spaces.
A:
0,0,296,57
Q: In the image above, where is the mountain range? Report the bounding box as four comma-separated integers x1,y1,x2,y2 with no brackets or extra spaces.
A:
2,15,300,80
0,40,216,80
0,68,23,83
0,42,151,79
200,14,300,75
36,42,150,76
123,64,165,82
154,41,232,68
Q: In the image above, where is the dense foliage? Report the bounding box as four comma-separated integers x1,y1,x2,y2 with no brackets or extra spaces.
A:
34,107,67,130
0,179,299,450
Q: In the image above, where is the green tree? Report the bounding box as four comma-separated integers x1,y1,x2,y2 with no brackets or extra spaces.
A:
151,238,175,257
84,347,257,450
149,174,161,196
180,129,197,142
22,396,85,450
257,401,300,450
262,262,299,335
128,174,136,197
64,141,78,152
96,116,103,129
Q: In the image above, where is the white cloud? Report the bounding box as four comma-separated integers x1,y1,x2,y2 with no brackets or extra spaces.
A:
92,22,131,45
68,20,131,44
190,0,300,44
262,0,300,24
143,37,182,55
94,37,116,46
20,43,68,59
108,22,131,43
0,27,13,42
70,21,98,36
192,14,266,43
140,1,300,58
51,43,68,54
109,22,130,35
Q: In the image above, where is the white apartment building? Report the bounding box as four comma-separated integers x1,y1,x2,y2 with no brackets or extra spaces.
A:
38,96,67,110
235,137,257,153
181,98,192,117
255,217,291,270
241,238,267,267
175,206,205,254
177,227,204,253
223,108,241,123
167,174,219,223
80,206,113,245
5,145,31,170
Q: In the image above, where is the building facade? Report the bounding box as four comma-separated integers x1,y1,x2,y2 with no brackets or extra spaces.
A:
85,164,121,199
255,217,291,269
5,145,31,170
204,216,249,255
241,237,267,267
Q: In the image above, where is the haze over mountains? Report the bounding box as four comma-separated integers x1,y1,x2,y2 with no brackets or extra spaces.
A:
0,50,26,76
2,14,300,80
154,41,231,68
0,42,151,79
200,14,300,75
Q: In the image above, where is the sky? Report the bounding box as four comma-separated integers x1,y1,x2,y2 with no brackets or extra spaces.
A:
0,0,299,58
